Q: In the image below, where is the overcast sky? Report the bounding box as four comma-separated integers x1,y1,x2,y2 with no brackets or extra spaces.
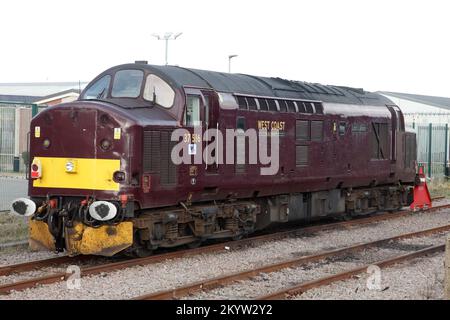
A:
0,0,449,97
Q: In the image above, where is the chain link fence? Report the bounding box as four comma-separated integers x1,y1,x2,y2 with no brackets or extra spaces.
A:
0,102,38,212
407,122,449,179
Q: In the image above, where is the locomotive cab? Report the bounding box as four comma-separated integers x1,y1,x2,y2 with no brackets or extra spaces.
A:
11,65,184,256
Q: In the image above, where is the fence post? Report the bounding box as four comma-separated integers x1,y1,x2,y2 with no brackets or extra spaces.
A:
428,123,432,178
31,104,38,117
445,124,449,177
446,234,450,299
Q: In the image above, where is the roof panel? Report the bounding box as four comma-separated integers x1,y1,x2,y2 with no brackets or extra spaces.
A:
95,64,394,107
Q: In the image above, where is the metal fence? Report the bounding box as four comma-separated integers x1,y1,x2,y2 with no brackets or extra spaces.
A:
0,102,38,212
407,123,449,179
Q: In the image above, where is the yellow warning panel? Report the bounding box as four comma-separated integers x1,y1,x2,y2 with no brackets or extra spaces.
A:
32,157,120,191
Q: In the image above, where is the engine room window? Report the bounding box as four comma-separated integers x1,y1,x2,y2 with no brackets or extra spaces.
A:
278,100,288,112
305,102,314,114
83,75,111,100
286,100,296,112
143,74,175,108
111,69,144,98
184,95,201,126
218,92,238,110
339,122,346,136
295,101,306,113
267,99,278,112
258,98,269,111
237,96,248,110
246,97,258,110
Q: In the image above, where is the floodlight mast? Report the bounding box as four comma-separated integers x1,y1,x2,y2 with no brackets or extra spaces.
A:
228,54,238,73
152,32,183,65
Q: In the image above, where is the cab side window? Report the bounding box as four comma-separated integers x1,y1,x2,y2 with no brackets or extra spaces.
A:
184,95,201,126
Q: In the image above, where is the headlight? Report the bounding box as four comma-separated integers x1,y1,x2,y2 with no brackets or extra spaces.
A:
100,139,112,150
43,138,51,149
113,171,126,183
88,201,118,221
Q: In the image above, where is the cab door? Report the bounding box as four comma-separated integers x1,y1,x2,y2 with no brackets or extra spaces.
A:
201,90,220,174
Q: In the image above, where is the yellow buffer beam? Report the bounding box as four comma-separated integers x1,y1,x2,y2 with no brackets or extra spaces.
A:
33,157,120,191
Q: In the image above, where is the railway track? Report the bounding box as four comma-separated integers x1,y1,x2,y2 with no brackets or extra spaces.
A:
256,244,444,300
0,202,449,295
0,255,95,277
133,223,450,300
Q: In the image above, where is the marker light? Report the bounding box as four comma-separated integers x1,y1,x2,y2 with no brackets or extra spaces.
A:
30,158,42,179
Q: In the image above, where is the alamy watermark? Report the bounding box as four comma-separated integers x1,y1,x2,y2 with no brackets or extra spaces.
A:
170,127,280,176
366,265,382,291
66,265,81,290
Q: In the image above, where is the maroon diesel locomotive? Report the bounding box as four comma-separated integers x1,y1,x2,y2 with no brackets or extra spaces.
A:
11,62,416,256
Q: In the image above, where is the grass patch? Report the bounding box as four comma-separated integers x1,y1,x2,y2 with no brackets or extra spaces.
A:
428,180,450,198
0,212,28,244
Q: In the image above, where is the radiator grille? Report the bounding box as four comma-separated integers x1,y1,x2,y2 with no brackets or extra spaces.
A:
296,145,308,166
296,120,310,141
143,130,177,185
311,120,323,141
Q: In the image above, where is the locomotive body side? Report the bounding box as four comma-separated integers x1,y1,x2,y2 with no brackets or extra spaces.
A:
11,63,416,257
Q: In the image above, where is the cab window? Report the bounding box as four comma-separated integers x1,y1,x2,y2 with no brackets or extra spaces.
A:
83,75,111,100
184,95,201,126
111,70,144,98
143,74,175,108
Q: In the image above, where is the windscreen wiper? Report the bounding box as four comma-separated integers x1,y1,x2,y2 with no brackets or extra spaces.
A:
96,88,106,99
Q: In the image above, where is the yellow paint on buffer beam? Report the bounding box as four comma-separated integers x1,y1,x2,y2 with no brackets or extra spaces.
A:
32,157,121,191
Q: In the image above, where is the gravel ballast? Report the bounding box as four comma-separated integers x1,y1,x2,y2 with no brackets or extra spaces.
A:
1,208,450,300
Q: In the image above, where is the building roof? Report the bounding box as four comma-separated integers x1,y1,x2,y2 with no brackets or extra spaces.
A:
0,94,42,104
90,64,393,107
0,82,87,96
33,89,80,105
379,91,450,111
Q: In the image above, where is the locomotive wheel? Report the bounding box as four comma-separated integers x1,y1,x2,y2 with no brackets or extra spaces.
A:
186,240,202,249
134,247,153,258
232,234,244,241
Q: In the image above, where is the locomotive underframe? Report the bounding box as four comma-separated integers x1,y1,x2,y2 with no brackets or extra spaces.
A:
124,183,413,256
26,182,412,257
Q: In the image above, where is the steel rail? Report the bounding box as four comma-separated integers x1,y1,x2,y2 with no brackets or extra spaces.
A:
0,255,93,277
134,223,450,300
0,203,449,295
257,244,445,300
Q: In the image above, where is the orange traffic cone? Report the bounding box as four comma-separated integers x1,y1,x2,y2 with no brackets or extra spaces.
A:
410,166,432,211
